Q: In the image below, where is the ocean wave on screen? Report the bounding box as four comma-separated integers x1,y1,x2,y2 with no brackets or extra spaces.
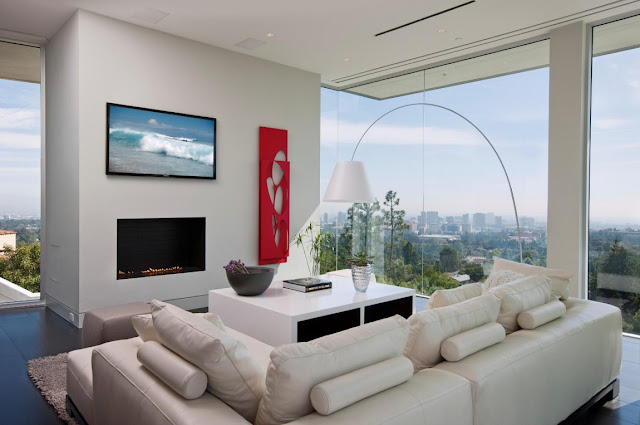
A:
139,134,214,166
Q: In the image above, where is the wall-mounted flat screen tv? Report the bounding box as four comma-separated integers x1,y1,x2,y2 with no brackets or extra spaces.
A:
107,103,216,179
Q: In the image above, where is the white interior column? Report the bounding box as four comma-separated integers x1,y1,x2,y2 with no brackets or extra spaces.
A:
547,21,591,298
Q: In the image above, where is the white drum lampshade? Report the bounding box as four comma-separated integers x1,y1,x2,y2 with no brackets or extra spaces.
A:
323,161,374,203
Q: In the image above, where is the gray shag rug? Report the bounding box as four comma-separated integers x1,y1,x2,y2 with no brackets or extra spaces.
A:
27,353,78,425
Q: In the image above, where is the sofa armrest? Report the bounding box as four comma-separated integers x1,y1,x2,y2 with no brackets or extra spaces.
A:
92,339,250,425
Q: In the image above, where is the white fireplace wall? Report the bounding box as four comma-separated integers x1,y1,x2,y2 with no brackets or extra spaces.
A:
45,10,320,324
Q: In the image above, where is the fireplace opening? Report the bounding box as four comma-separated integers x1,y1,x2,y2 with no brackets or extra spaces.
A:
117,217,205,280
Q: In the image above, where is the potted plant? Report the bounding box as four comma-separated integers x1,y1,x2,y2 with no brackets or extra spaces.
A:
223,260,274,296
349,251,374,292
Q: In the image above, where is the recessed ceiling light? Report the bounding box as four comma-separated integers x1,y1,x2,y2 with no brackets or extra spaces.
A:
438,29,446,33
344,58,351,62
234,38,267,50
131,7,170,24
267,33,275,38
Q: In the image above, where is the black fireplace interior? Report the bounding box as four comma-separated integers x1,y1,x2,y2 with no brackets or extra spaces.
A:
117,217,205,280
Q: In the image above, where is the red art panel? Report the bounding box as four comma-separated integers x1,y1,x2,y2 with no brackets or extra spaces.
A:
259,127,289,265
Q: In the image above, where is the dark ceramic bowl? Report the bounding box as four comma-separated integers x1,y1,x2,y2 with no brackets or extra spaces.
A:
226,266,274,296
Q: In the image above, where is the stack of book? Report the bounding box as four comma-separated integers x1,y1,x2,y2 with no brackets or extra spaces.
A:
283,277,332,293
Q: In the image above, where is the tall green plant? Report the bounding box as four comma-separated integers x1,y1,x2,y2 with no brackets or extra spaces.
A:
293,222,329,276
0,243,40,293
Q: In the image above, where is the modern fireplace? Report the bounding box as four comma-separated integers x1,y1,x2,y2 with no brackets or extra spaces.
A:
117,217,205,280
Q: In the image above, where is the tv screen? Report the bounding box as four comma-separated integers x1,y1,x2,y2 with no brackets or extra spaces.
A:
106,103,216,179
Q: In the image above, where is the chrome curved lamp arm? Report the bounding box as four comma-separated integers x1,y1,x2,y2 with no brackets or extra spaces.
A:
349,102,523,263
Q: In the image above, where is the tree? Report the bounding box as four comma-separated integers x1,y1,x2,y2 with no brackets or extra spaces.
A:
439,245,460,272
382,191,408,281
0,243,41,293
462,263,485,282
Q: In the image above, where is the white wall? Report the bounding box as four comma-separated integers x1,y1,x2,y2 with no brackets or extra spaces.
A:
46,10,320,323
44,12,81,318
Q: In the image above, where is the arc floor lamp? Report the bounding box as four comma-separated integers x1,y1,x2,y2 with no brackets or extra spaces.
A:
323,102,524,263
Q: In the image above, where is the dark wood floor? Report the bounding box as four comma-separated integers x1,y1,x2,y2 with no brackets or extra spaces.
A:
0,306,80,425
0,303,638,425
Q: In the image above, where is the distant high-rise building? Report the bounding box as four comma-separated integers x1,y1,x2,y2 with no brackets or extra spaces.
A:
446,216,454,224
461,224,472,233
486,212,495,226
462,214,470,225
495,216,503,227
427,211,440,226
323,212,328,224
418,211,427,227
473,213,486,229
337,211,346,225
521,217,535,228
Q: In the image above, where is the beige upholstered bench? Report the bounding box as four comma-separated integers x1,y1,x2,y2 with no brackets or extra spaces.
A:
81,302,151,348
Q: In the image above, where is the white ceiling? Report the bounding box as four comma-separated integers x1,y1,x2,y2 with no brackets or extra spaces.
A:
0,0,639,89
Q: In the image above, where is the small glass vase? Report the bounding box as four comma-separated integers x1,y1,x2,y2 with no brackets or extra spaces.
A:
351,264,372,292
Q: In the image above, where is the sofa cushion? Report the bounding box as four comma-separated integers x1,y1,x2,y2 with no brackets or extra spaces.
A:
404,293,501,371
489,275,551,334
434,298,622,425
426,283,482,309
493,257,572,300
310,356,413,415
255,315,409,425
132,312,226,343
67,345,98,425
482,270,525,292
151,300,265,423
137,340,208,400
285,368,473,425
92,338,252,425
440,322,505,362
517,299,567,330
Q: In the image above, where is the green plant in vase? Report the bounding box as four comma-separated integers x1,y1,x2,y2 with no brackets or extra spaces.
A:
349,251,374,292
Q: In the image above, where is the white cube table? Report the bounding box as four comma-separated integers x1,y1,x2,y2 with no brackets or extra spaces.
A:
209,275,415,347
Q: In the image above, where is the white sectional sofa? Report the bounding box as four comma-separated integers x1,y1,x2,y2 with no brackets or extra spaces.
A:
66,295,621,425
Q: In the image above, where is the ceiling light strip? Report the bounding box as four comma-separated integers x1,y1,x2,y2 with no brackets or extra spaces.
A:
375,1,475,37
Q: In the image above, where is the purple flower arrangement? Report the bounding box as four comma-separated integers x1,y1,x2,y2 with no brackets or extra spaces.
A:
223,259,249,274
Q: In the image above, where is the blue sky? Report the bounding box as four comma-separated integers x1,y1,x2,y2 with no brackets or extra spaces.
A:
109,104,215,142
0,79,40,217
321,46,640,226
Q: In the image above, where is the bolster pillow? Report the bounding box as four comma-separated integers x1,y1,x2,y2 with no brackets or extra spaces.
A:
137,341,208,400
440,322,505,362
517,299,566,330
310,356,413,415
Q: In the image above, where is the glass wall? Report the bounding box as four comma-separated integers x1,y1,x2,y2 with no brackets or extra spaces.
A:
319,41,549,296
0,41,42,304
589,15,640,334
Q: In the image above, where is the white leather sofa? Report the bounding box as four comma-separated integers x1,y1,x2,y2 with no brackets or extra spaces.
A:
66,297,621,425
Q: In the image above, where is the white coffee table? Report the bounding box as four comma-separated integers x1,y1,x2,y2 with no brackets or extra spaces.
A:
208,275,415,347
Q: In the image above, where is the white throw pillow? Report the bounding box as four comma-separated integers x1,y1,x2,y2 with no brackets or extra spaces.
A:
482,270,525,292
404,293,501,371
151,300,265,423
132,312,226,343
426,283,482,309
255,315,409,425
517,299,567,330
489,275,552,334
137,340,208,400
493,257,572,300
310,356,413,415
440,322,505,362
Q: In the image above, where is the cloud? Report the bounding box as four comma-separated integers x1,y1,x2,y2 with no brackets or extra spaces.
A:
0,108,40,130
148,118,158,125
0,132,40,149
591,118,633,130
321,117,483,148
